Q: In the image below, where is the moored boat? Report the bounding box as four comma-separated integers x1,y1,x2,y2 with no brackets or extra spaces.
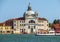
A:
35,29,56,35
35,33,55,35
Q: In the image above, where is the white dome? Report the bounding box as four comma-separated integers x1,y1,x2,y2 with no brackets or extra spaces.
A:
26,11,35,15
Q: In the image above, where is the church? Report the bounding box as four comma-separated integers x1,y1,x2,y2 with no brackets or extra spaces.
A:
13,3,50,34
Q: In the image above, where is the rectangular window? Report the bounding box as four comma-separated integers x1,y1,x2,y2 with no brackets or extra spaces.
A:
24,21,25,23
24,24,25,26
22,21,23,23
28,26,30,29
20,24,24,26
41,24,44,26
7,31,10,33
0,28,2,29
39,21,44,23
0,31,2,33
39,24,44,26
22,24,23,26
47,24,49,26
20,29,23,33
20,24,21,26
5,27,6,29
20,21,21,23
22,21,25,23
34,26,35,29
14,24,16,26
14,20,16,23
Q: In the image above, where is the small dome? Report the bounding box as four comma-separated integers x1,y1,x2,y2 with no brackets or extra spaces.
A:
25,11,35,15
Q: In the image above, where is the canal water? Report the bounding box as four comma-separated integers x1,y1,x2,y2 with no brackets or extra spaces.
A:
0,34,60,42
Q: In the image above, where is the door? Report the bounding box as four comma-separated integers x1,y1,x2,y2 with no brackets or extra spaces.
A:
31,28,33,33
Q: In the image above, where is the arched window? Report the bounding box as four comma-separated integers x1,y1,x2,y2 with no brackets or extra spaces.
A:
29,20,35,23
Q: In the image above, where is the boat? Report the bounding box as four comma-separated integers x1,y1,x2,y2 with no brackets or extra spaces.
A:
35,33,55,35
55,33,60,35
35,30,55,35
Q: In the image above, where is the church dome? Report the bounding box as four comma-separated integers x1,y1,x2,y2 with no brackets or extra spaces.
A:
25,11,35,15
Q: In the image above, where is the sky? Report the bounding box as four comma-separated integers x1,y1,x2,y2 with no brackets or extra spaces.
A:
0,0,60,23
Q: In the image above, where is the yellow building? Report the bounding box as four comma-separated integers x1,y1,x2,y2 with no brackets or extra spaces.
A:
0,24,13,34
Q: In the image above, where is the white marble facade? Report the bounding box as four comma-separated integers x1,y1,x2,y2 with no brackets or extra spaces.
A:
13,3,49,34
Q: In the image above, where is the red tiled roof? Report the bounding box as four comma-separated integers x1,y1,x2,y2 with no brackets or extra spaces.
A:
0,17,25,26
38,18,47,20
0,19,13,28
0,17,47,26
52,24,60,33
0,23,4,26
52,24,60,29
5,19,13,26
14,17,25,20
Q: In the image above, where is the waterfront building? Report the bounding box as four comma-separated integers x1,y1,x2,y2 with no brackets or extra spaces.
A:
52,24,60,33
13,3,50,34
52,19,60,34
0,23,12,34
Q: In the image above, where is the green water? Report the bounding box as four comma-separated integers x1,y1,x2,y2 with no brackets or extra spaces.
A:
0,34,60,42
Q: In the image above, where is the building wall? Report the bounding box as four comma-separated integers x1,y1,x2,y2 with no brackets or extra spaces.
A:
13,18,49,34
13,5,49,34
13,20,25,34
0,26,12,34
38,20,49,30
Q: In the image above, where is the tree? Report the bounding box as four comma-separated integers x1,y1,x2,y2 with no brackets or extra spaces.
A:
53,19,57,24
49,23,52,27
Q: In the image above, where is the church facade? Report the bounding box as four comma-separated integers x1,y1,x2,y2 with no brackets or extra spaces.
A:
13,3,50,34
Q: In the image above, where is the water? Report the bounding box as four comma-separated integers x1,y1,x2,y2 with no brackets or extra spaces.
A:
0,34,60,42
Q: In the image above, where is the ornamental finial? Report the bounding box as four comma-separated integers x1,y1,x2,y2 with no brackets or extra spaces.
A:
27,2,32,11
